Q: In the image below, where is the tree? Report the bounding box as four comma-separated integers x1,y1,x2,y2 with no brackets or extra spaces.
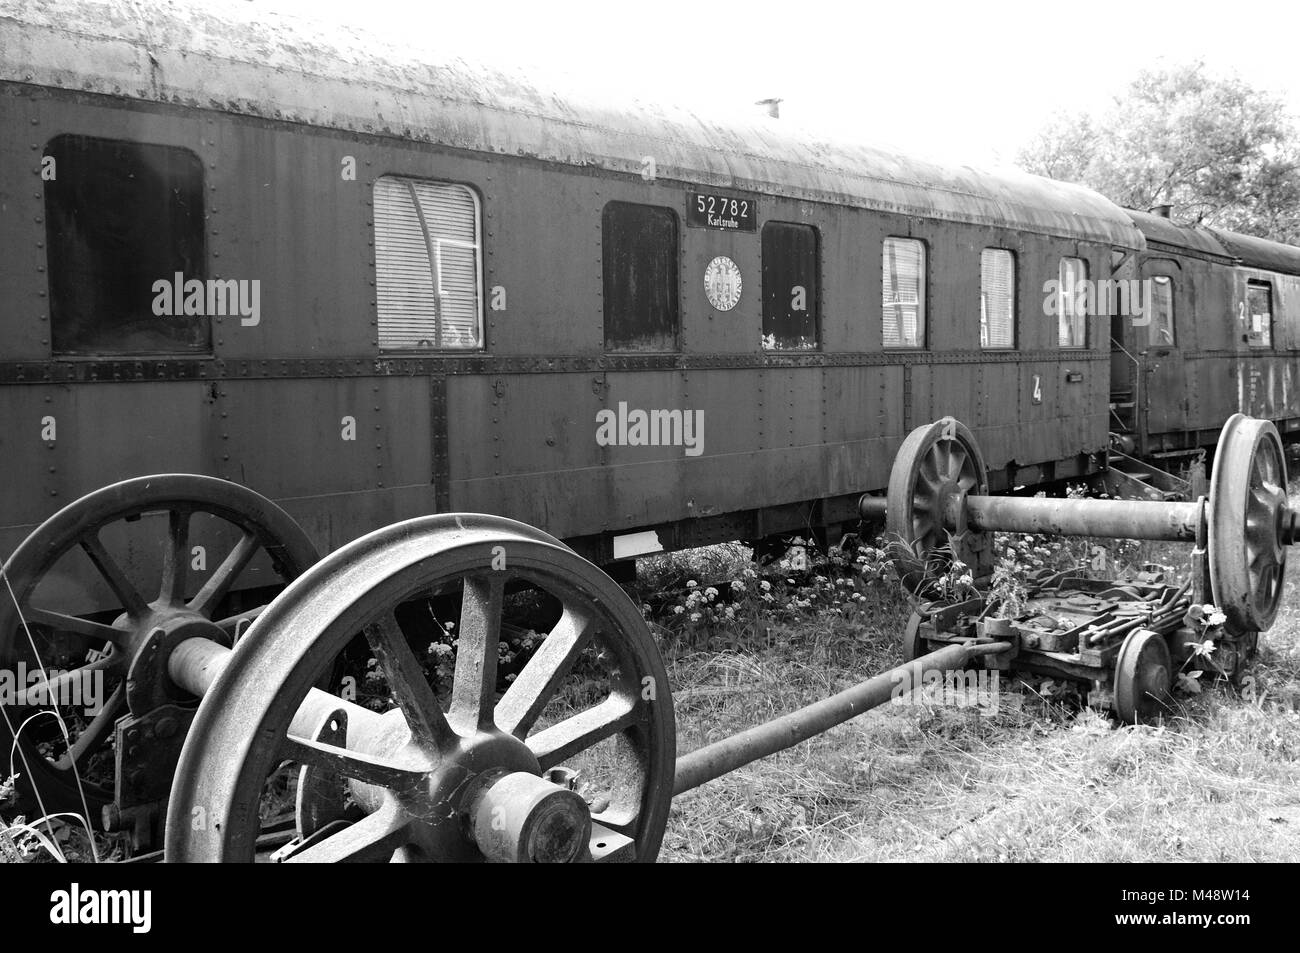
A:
1018,62,1300,244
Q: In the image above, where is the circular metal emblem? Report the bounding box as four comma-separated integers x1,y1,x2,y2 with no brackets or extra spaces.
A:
704,256,742,312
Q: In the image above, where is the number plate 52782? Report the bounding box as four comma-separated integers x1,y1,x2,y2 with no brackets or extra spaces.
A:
687,192,757,232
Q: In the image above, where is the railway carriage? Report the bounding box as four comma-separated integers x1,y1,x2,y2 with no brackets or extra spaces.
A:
1206,228,1300,431
1,0,1137,603
1113,210,1300,462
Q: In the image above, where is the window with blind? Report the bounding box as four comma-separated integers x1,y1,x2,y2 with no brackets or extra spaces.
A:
980,248,1016,349
1145,275,1175,346
1247,281,1273,348
44,135,209,355
882,237,926,348
1058,256,1088,348
602,202,679,351
374,176,483,350
762,222,819,350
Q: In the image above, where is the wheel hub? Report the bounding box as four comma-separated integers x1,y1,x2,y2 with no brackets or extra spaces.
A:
296,705,589,863
122,608,231,715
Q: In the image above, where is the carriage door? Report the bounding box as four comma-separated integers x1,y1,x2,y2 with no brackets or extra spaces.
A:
1138,261,1184,437
1109,310,1137,436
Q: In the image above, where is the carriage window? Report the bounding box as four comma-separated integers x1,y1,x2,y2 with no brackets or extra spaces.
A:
980,248,1015,349
1246,281,1273,348
1058,256,1088,348
374,177,483,350
1145,275,1175,346
882,237,926,348
762,222,819,350
602,202,679,351
44,135,208,355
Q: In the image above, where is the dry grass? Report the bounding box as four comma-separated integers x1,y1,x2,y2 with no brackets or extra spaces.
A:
650,532,1300,863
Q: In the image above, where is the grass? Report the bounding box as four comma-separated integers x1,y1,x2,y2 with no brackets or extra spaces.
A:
641,527,1300,863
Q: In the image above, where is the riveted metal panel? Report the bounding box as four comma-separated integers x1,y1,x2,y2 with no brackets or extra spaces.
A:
206,119,374,361
1020,360,1063,463
677,369,763,519
215,377,430,550
975,362,1019,466
751,366,825,507
5,382,214,524
478,164,604,356
822,365,904,496
600,370,689,530
1186,355,1235,433
1057,358,1095,455
447,372,605,537
0,87,54,363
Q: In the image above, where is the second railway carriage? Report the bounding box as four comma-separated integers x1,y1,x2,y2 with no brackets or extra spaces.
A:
1206,227,1300,430
0,0,1141,612
1112,209,1300,461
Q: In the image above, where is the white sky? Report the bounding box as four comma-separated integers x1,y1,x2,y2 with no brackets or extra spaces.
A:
248,0,1300,171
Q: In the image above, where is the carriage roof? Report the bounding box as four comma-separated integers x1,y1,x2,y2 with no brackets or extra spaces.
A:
1,0,1146,248
1207,228,1300,278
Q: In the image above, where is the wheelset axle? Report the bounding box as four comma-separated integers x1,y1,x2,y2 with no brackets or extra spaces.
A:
860,413,1294,636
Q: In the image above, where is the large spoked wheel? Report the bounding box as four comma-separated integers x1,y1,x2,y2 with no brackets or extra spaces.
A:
0,475,318,822
887,417,992,593
1113,629,1173,724
1209,414,1288,635
165,514,675,863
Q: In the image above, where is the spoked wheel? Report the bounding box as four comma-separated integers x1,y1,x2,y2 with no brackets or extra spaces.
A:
0,475,318,823
1113,629,1173,724
165,514,675,863
1209,414,1289,635
887,417,993,593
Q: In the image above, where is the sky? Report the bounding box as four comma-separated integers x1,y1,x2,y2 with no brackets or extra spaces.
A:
246,0,1300,171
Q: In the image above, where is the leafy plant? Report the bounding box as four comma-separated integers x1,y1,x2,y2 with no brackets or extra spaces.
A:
987,555,1029,620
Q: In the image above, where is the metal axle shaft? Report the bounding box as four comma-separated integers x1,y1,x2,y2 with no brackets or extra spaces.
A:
960,495,1204,542
672,640,1006,796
